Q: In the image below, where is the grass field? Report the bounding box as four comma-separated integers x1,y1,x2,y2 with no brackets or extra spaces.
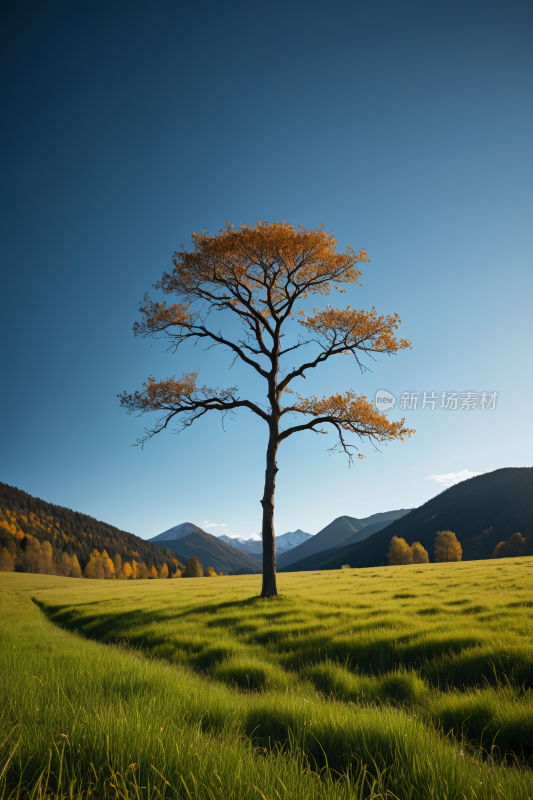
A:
2,558,533,799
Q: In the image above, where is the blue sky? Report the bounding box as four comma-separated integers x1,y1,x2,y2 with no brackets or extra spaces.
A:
2,0,532,541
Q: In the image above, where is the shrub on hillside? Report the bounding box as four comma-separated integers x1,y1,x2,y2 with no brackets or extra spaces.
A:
204,565,218,577
434,531,462,562
184,555,203,577
492,532,529,558
411,542,429,563
387,536,413,565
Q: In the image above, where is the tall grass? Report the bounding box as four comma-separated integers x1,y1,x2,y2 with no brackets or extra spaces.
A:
2,558,533,798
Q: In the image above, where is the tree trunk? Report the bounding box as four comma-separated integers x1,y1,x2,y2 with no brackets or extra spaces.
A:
261,430,279,597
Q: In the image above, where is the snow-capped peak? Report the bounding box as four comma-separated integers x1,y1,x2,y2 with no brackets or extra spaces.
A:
149,522,204,542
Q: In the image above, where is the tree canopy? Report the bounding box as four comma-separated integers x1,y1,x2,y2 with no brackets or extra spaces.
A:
434,531,462,562
387,536,413,565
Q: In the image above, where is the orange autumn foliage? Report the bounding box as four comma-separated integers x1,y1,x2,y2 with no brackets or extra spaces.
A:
387,536,413,566
154,221,368,311
286,390,410,446
121,372,202,413
300,306,410,353
411,542,429,564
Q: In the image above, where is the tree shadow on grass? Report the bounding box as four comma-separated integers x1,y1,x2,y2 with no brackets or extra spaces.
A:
32,593,295,657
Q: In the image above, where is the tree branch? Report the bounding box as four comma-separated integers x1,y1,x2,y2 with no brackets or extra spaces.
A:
119,373,270,447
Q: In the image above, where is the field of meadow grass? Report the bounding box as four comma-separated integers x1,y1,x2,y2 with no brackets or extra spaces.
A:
2,558,533,800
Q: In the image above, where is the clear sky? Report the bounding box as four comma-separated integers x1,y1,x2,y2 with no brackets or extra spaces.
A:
2,0,532,541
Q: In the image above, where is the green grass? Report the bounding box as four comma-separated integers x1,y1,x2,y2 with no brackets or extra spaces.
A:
2,558,533,798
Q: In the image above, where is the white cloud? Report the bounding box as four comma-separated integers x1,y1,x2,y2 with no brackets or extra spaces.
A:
424,469,482,487
201,521,230,535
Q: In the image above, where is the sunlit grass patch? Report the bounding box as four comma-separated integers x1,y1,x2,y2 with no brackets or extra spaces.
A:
212,656,291,691
3,557,533,799
302,662,428,706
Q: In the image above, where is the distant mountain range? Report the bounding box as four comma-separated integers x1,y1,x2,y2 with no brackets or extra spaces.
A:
149,513,416,574
281,467,533,572
218,530,312,561
6,466,529,580
149,522,261,574
276,509,412,569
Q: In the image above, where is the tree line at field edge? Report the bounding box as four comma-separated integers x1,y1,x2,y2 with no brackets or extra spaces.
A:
384,529,530,567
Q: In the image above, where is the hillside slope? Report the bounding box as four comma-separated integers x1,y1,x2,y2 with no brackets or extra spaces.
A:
276,517,364,568
150,523,262,574
277,509,411,569
278,520,396,572
0,482,185,573
334,519,396,548
285,468,533,571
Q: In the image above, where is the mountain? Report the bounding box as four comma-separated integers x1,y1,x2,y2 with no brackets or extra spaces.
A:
355,510,414,526
278,520,401,572
218,529,312,557
282,468,533,571
336,519,398,547
276,530,313,550
149,523,262,574
151,522,207,543
218,534,262,555
276,510,412,569
0,482,186,574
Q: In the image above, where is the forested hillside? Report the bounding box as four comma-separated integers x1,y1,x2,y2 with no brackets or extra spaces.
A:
0,482,185,578
281,467,533,571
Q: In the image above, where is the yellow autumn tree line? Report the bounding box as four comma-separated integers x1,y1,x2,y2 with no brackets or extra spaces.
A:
387,530,462,566
0,536,225,579
77,550,223,579
0,535,183,580
83,549,184,580
0,534,82,576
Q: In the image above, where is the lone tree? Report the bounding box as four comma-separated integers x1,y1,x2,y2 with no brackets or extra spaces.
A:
183,555,203,578
120,222,414,596
434,530,462,562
